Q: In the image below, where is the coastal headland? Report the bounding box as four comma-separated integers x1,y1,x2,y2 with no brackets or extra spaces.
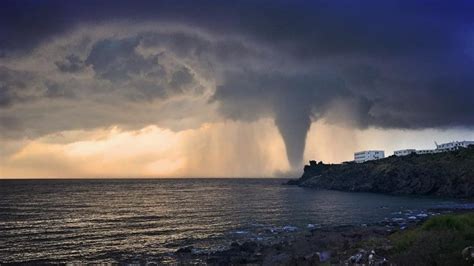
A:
288,146,474,198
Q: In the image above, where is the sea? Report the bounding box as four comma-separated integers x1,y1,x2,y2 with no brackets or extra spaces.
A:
0,178,469,264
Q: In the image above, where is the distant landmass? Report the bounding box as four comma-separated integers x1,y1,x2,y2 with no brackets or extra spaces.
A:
288,146,474,198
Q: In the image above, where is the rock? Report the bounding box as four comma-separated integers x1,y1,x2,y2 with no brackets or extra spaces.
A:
302,253,322,264
286,179,300,185
263,253,291,266
392,217,405,222
240,241,258,253
176,246,193,254
368,253,374,264
282,225,298,232
462,246,474,261
316,251,331,262
342,232,362,239
349,252,364,263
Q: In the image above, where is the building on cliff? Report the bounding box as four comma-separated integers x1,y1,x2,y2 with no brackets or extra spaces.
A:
354,150,385,163
436,141,474,151
394,149,417,156
414,149,443,155
394,140,474,156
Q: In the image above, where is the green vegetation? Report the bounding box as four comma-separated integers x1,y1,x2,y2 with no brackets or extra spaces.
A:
390,213,474,265
422,213,474,232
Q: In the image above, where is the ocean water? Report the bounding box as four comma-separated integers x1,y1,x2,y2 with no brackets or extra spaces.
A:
0,178,465,263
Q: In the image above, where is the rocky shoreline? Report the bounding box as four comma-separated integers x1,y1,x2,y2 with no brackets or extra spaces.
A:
169,208,474,265
288,146,474,198
173,223,396,265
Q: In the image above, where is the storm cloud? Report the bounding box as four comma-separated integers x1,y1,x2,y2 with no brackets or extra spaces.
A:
1,1,474,168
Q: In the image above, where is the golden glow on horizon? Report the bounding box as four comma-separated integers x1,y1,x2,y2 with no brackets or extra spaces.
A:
1,120,473,178
1,120,289,178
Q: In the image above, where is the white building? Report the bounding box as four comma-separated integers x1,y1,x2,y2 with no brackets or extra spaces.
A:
415,149,442,155
393,140,474,156
354,150,385,163
394,149,416,156
436,141,474,151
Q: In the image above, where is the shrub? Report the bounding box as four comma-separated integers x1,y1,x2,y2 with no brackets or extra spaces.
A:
390,213,474,266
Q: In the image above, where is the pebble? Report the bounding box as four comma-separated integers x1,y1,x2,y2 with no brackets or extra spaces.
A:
282,225,298,232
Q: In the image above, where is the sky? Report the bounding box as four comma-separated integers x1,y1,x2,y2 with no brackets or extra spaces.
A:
1,0,473,178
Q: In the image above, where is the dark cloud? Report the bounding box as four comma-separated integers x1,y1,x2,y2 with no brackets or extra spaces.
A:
0,66,74,108
83,35,203,101
2,1,473,57
0,116,22,138
1,0,474,167
0,31,214,139
55,54,85,73
44,82,75,99
169,67,194,89
212,71,350,167
85,37,149,81
0,66,36,107
0,85,13,107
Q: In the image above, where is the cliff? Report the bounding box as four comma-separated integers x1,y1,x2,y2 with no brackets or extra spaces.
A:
288,146,474,198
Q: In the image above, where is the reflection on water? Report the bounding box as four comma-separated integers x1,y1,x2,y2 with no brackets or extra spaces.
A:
0,179,462,263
